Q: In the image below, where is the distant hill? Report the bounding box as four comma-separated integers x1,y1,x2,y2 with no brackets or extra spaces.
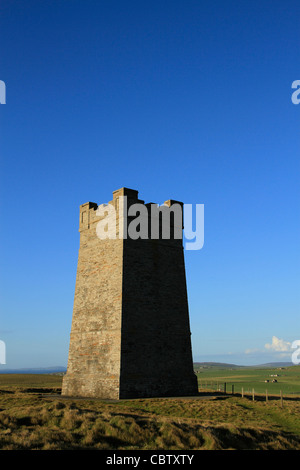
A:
193,361,295,369
194,362,245,369
0,362,296,374
0,366,67,375
250,362,295,368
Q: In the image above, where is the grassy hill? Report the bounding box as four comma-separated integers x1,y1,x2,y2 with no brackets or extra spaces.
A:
193,361,295,369
195,364,300,396
0,368,299,450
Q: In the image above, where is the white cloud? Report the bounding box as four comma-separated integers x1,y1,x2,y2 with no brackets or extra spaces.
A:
264,336,291,352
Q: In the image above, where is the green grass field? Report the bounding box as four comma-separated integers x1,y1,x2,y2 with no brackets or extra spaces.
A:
0,367,299,450
195,365,300,396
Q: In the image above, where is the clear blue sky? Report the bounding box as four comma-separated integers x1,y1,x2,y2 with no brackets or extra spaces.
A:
0,0,299,368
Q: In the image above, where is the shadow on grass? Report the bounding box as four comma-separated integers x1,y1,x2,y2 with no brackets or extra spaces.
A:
20,388,62,394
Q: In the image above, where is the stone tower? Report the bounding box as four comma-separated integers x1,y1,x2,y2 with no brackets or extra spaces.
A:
62,188,198,399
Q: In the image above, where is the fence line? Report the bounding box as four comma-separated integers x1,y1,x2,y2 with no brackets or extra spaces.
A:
198,380,297,406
